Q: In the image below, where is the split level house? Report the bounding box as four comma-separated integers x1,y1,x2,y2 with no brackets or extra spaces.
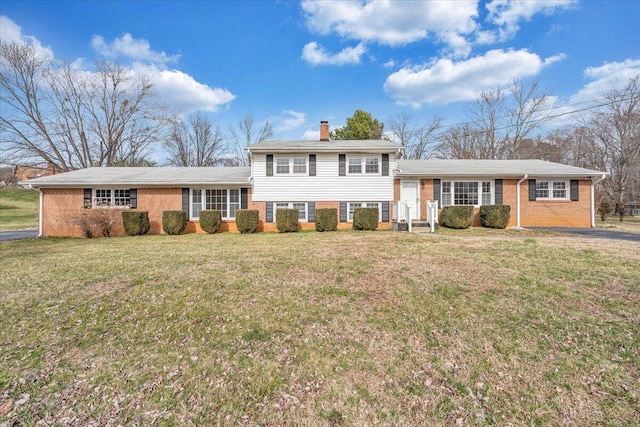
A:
22,121,608,237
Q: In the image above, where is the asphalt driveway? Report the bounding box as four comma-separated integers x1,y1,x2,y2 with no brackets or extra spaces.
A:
0,229,39,242
531,227,640,242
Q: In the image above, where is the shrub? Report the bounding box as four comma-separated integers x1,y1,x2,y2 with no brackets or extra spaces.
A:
73,210,120,238
199,209,222,234
598,200,611,221
479,205,511,229
276,208,299,232
353,207,378,231
162,210,187,235
440,205,474,229
315,208,337,232
236,209,259,234
122,211,150,236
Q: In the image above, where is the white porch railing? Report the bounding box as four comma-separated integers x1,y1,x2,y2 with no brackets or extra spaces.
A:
393,200,439,233
426,200,439,233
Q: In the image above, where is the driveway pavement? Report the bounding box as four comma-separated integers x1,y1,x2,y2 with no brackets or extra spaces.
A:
0,229,39,242
530,227,640,242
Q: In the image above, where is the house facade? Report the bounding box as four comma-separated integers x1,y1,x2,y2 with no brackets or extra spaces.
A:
22,121,607,237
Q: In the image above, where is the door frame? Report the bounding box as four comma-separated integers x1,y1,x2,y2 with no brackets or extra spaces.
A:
401,180,421,220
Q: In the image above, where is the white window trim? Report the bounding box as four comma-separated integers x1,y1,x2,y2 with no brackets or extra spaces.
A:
190,188,242,220
535,180,569,200
346,155,381,175
347,202,382,222
274,156,308,176
274,202,308,222
92,188,132,209
441,180,493,207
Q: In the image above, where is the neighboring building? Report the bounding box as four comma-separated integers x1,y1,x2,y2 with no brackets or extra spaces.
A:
22,121,608,237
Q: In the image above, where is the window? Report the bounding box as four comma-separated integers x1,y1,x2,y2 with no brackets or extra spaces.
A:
93,189,131,207
347,202,381,221
274,202,308,222
536,180,568,200
347,155,380,174
190,189,241,219
441,181,492,206
275,156,307,175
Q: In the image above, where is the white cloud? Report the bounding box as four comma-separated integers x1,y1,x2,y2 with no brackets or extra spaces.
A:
91,33,180,66
0,16,54,61
486,0,577,41
571,59,640,104
302,41,366,66
302,130,320,140
384,49,563,106
383,59,396,69
278,110,306,131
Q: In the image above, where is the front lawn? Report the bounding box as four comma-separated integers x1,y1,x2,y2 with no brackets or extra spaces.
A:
0,188,39,231
1,231,638,425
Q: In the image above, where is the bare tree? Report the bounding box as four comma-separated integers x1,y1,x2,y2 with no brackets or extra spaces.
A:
163,113,225,166
387,111,441,159
227,113,273,166
0,41,165,171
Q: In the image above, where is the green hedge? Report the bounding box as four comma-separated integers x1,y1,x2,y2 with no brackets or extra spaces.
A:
162,210,187,235
479,205,511,229
353,207,379,231
315,208,337,232
276,208,299,233
440,205,474,229
236,209,259,234
200,209,222,234
122,211,150,236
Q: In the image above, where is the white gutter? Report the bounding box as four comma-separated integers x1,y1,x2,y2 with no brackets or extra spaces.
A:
516,174,528,228
591,174,607,228
246,148,253,184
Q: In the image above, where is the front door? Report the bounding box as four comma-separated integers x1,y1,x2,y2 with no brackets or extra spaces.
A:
401,180,420,220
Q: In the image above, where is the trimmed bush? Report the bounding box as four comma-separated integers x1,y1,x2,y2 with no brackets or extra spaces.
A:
353,207,379,231
440,205,474,229
236,209,259,234
315,208,337,232
276,208,299,232
479,205,511,229
199,209,222,234
122,211,150,236
162,210,187,235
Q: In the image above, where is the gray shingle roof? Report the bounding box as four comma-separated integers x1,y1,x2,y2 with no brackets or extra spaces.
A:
22,167,251,188
247,139,402,153
395,159,607,178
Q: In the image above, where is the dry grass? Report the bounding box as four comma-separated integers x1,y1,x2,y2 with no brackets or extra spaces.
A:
597,216,640,234
1,230,639,426
0,188,39,231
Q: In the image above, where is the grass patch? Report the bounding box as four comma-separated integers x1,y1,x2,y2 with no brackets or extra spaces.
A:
1,232,639,425
0,188,39,231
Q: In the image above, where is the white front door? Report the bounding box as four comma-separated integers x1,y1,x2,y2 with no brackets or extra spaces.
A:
401,180,420,220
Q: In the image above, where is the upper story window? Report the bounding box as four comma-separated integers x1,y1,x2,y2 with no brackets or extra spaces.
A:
94,189,131,207
441,181,492,207
348,155,380,175
275,156,307,175
536,180,568,200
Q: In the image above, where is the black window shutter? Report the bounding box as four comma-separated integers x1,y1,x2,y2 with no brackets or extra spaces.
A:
494,179,503,205
433,179,441,204
339,201,347,222
129,189,137,209
83,188,92,209
382,154,389,176
266,155,273,176
528,179,537,201
241,188,248,209
266,202,273,222
309,154,316,176
570,180,579,201
339,154,346,176
308,202,315,222
381,201,389,222
182,188,190,219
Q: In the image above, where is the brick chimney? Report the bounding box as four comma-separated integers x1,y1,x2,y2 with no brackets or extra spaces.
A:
320,120,330,141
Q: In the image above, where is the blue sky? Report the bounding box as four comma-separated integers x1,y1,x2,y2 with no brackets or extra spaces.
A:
1,0,639,142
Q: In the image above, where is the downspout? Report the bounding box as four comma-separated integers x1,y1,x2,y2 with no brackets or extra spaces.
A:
29,184,43,237
247,148,253,185
516,174,528,228
591,174,607,228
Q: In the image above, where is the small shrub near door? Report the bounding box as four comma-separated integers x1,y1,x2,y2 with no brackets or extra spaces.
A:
353,207,379,231
162,210,187,235
315,208,337,232
276,208,299,232
236,209,259,234
122,211,150,236
479,205,511,229
199,210,222,234
440,206,474,229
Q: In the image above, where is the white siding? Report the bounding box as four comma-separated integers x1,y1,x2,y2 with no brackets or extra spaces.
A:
252,153,395,201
